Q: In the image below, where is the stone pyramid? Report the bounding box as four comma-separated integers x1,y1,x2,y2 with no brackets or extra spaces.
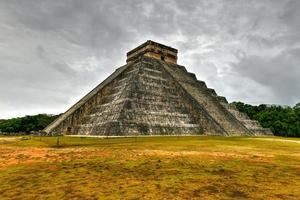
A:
44,40,272,136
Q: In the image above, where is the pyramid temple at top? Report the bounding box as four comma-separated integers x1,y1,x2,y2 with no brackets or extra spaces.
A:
44,40,272,136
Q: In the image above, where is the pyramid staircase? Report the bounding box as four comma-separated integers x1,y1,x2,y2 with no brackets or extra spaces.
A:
74,58,202,135
220,103,273,135
161,61,272,135
72,58,224,135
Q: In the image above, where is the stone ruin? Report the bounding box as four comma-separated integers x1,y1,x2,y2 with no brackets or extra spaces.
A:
44,40,272,136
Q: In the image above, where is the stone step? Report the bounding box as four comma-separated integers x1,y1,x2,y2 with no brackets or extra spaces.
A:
141,61,161,71
89,105,123,116
163,63,251,134
134,94,180,103
217,96,228,104
249,127,273,135
197,80,207,88
99,90,127,104
133,89,180,99
143,67,162,74
187,72,197,80
81,113,119,125
76,121,199,128
141,70,164,78
95,98,130,109
139,74,167,82
114,82,131,90
118,76,131,84
87,110,192,119
74,124,203,136
241,120,261,129
220,102,238,111
81,109,197,126
207,88,217,97
227,109,250,120
138,80,173,90
132,101,187,110
90,98,188,115
175,65,188,72
126,68,139,75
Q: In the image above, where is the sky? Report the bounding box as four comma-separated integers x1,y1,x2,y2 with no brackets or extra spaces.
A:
0,0,300,119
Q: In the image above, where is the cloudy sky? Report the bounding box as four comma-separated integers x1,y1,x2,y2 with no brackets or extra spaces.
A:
0,0,299,119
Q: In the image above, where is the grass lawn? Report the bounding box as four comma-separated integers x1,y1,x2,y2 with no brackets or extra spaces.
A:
0,136,299,199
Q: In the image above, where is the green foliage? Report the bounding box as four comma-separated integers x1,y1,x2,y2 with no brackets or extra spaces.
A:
0,114,59,135
233,102,300,137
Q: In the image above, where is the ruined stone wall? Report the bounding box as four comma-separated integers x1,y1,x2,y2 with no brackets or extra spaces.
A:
221,103,273,135
162,61,252,135
161,61,272,135
45,55,272,136
72,58,221,135
126,40,177,64
144,52,177,65
50,57,227,136
44,64,129,135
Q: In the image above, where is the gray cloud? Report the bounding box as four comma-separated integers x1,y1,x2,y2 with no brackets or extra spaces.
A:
0,0,299,118
233,48,300,105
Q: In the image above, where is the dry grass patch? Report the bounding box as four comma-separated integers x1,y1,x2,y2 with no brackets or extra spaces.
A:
0,136,299,199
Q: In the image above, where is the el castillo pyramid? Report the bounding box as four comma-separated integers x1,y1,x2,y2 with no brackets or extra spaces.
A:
44,40,272,136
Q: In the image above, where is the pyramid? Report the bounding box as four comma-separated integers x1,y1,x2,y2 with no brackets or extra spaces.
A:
44,40,272,136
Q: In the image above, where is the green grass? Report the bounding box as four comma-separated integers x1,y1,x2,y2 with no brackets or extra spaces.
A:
0,136,300,199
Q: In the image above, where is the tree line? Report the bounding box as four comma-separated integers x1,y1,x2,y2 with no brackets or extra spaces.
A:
0,102,300,137
232,102,300,137
0,114,59,135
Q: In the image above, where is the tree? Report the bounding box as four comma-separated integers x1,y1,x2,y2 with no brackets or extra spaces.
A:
232,101,300,137
0,114,60,135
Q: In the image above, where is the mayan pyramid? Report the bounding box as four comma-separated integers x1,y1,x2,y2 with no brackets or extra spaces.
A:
44,40,272,136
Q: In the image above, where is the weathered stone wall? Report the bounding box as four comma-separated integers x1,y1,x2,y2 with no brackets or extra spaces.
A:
72,57,225,136
45,55,272,136
221,103,273,135
126,40,177,64
144,52,177,65
162,61,252,135
44,64,130,135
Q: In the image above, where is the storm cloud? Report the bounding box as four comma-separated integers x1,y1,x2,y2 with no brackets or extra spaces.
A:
0,0,299,118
